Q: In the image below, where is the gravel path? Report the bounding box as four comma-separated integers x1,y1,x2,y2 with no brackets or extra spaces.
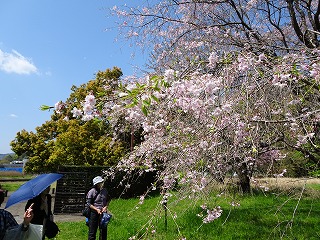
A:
2,191,84,223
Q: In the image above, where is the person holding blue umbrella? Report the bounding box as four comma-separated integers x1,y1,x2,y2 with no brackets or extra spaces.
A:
25,186,60,239
4,173,63,239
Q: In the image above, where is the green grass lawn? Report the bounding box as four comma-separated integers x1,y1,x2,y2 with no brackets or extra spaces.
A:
54,192,320,240
2,178,320,239
0,182,26,191
0,172,33,191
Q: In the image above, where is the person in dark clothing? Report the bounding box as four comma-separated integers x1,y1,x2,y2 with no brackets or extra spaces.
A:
0,188,4,207
25,186,53,240
86,176,109,240
0,192,34,240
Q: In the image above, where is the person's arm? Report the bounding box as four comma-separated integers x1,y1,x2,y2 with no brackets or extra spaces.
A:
2,206,33,240
24,199,32,211
4,210,18,229
22,203,34,231
89,201,102,214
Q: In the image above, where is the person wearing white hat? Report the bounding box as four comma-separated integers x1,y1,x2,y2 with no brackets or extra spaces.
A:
86,176,109,240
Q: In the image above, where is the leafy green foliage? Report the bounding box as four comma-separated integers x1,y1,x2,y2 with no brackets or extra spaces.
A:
0,154,16,164
10,67,128,173
275,150,320,177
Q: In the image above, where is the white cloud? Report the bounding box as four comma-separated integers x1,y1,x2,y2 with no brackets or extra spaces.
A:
9,114,18,118
0,49,38,74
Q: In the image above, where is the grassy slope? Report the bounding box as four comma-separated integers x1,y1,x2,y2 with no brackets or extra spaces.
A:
2,178,320,239
56,190,320,240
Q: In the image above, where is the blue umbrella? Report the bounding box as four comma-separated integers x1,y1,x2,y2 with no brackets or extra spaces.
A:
5,173,63,209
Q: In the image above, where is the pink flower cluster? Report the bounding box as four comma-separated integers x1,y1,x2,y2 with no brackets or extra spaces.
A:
202,206,223,223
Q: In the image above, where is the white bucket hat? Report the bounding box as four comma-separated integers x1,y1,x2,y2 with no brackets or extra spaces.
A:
93,176,104,186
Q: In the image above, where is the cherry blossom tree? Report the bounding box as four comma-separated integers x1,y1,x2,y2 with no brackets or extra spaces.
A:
99,50,318,191
102,0,319,192
54,0,320,233
62,49,319,235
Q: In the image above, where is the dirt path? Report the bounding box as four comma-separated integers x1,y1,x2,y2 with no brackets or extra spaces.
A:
2,191,84,223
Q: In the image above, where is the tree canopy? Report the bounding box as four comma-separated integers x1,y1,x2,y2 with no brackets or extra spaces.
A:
113,0,320,72
10,67,128,173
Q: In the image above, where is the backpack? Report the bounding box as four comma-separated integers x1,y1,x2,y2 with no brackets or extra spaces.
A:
45,195,60,238
45,219,60,238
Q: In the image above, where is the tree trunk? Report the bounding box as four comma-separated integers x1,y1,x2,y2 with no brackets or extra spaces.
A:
236,162,251,193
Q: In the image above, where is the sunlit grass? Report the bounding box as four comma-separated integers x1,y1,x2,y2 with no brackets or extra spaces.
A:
3,175,320,239
55,188,320,240
0,173,34,191
0,182,25,191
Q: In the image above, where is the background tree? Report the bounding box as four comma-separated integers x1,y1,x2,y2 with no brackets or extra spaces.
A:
0,153,18,165
10,67,128,173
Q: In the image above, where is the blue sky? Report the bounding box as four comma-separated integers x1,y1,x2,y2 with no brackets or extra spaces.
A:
0,0,148,153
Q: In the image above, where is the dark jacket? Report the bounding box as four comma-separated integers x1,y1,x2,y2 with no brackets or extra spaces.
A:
25,194,52,225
